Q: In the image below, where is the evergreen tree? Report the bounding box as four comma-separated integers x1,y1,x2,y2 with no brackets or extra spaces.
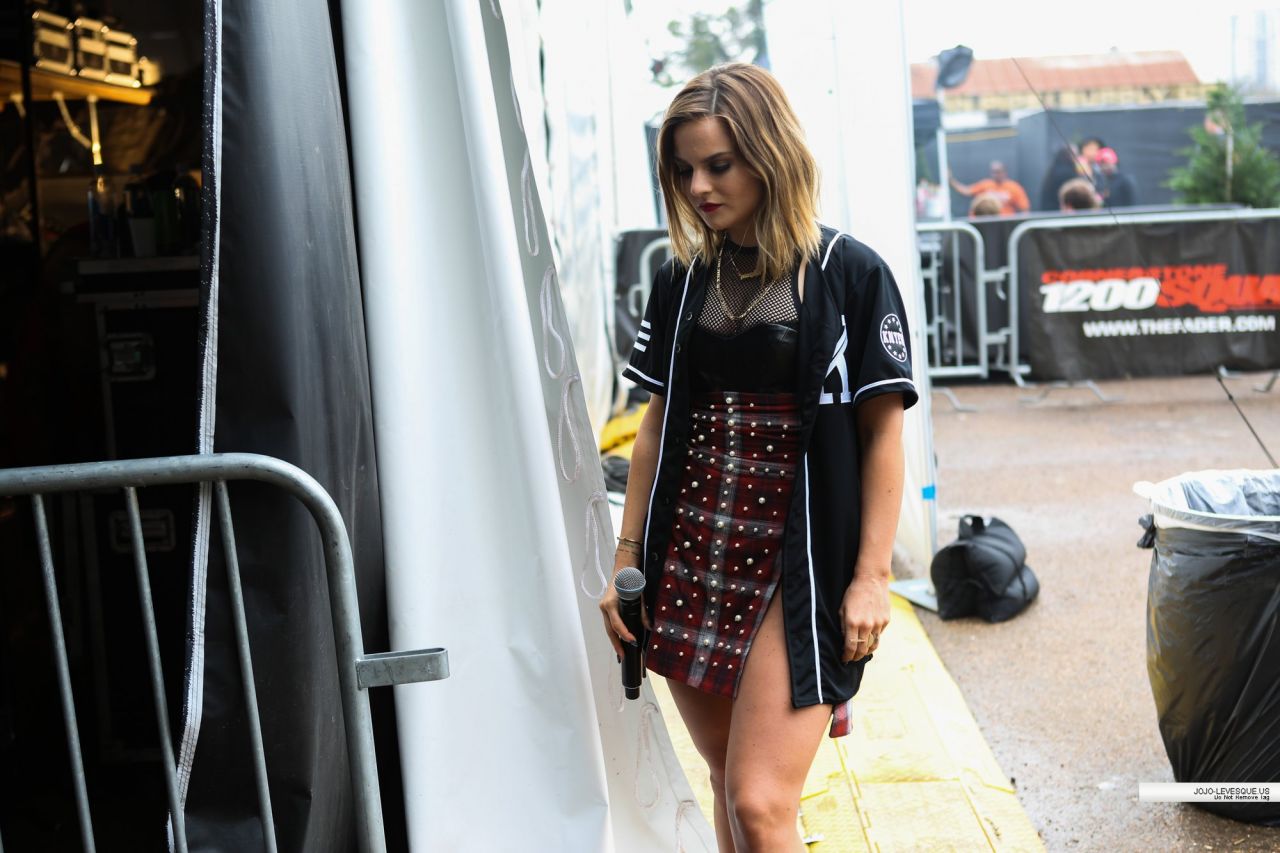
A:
1167,84,1280,208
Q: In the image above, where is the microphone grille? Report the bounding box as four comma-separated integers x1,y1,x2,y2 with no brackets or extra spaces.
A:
613,566,646,599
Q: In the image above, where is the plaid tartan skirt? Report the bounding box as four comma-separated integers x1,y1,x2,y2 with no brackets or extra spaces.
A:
647,390,800,699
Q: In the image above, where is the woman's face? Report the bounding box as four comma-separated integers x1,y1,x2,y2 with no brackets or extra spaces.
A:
672,116,763,246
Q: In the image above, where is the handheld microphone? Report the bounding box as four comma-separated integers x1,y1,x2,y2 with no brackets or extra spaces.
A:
614,567,647,700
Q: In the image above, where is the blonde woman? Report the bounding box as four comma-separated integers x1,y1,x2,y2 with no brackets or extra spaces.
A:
601,63,917,852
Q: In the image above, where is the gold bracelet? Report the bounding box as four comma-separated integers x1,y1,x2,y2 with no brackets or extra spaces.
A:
617,535,643,548
616,542,641,554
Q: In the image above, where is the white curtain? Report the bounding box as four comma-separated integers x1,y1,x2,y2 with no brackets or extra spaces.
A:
340,1,712,849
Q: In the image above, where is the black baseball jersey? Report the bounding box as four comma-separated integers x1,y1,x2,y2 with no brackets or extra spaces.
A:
623,226,918,709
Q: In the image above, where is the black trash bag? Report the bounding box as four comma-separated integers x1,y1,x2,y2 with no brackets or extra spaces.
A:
1137,470,1280,826
930,515,1039,622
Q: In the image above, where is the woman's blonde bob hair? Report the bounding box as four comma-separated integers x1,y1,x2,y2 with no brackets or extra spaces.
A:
657,63,821,283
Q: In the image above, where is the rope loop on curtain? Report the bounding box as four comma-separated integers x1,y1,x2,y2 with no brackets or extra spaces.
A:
521,153,540,257
556,374,583,483
634,700,664,810
540,265,567,379
675,798,714,853
581,491,609,600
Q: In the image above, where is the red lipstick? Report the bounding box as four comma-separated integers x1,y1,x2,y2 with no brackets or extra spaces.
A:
699,203,722,213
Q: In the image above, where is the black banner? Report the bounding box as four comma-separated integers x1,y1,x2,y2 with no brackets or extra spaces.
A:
1018,215,1280,381
189,0,402,849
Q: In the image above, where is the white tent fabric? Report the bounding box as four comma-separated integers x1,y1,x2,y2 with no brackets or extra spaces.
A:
501,0,617,434
340,0,712,849
764,0,939,568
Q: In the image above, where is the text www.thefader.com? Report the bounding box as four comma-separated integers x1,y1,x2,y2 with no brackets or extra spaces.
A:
1139,783,1279,803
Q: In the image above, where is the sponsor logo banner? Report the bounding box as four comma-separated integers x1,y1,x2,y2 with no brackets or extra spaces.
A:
1019,218,1280,380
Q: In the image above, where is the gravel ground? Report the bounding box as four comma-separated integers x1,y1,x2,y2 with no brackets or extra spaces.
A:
921,373,1280,853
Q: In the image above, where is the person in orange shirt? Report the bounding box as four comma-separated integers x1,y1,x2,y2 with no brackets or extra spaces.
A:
949,161,1030,215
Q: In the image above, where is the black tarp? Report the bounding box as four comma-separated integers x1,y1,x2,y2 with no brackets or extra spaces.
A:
912,99,941,142
935,101,1280,214
936,125,1021,214
185,0,399,850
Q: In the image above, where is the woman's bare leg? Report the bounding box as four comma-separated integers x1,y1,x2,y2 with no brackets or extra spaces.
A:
666,680,736,853
723,597,830,852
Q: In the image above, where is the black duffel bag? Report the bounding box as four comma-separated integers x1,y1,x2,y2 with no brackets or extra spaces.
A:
931,515,1039,622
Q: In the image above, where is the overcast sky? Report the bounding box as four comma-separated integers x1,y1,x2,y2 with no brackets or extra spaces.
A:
902,0,1279,83
633,0,1280,85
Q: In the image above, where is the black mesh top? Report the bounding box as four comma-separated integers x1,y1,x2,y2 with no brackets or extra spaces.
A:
697,241,798,335
690,241,800,393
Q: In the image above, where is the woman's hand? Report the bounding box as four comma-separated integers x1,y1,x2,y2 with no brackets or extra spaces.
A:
839,571,891,663
599,549,650,658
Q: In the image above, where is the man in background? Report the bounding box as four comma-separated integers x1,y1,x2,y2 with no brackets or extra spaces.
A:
950,161,1030,215
1096,147,1138,207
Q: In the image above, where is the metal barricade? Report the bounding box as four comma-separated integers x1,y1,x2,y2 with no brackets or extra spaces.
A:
0,452,449,853
629,236,672,321
916,221,999,380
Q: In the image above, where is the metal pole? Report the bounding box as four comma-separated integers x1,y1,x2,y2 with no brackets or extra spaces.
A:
87,94,102,167
972,232,990,379
31,495,97,853
924,244,941,369
951,230,965,368
19,0,43,259
1008,226,1023,385
122,487,188,853
313,511,386,853
935,89,951,221
952,232,964,368
213,482,278,853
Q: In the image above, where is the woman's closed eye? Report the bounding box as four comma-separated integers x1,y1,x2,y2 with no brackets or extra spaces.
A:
676,162,732,179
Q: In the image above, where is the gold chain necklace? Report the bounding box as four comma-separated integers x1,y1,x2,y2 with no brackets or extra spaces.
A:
715,243,773,323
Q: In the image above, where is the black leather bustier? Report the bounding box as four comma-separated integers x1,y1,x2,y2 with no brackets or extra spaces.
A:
689,322,799,392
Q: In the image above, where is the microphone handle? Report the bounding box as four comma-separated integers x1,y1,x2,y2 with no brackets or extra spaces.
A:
618,594,646,700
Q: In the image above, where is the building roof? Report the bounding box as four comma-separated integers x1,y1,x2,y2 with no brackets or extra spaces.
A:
911,51,1201,99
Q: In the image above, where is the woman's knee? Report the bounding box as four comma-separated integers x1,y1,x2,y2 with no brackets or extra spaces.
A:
726,786,795,842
